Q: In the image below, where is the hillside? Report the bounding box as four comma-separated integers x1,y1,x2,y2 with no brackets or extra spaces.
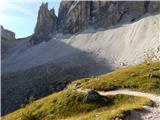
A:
2,92,153,120
2,13,160,115
3,61,160,120
71,61,160,95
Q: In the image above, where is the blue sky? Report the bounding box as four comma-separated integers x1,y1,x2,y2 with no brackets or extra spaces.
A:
0,0,61,38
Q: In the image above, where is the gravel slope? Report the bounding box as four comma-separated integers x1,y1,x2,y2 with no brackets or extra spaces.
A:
2,14,160,73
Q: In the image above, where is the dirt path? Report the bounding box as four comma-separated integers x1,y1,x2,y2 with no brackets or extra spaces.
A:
77,89,160,120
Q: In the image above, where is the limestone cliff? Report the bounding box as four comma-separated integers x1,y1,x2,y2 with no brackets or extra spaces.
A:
30,1,160,44
58,1,160,34
30,3,57,45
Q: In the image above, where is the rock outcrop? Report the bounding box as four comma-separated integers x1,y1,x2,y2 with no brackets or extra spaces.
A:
1,25,15,41
30,3,57,45
1,26,16,58
57,1,74,32
57,1,160,34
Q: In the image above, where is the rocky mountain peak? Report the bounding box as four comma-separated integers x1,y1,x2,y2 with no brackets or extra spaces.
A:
30,2,57,45
30,1,160,45
1,25,15,41
1,26,16,59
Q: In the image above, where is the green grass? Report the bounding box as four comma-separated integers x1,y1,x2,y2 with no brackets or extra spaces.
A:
63,95,152,120
3,61,159,120
2,89,111,120
70,61,160,95
2,89,152,120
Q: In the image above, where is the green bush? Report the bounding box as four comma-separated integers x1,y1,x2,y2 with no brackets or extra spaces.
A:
28,96,35,104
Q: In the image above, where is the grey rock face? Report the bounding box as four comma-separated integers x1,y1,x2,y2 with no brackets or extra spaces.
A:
58,1,160,34
57,1,74,32
1,26,15,41
30,3,57,45
148,1,160,13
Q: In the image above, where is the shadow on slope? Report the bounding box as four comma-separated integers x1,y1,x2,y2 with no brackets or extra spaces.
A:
1,37,30,60
2,39,112,115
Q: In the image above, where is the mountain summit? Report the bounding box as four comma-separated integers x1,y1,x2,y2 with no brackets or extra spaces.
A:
30,3,57,44
30,1,160,44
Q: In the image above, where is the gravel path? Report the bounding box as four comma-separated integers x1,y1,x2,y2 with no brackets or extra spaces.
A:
77,89,160,120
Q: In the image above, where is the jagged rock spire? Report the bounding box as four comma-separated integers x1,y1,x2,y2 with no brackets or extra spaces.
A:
30,2,57,45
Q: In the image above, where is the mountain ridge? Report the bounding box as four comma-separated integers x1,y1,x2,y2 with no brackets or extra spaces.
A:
30,1,160,44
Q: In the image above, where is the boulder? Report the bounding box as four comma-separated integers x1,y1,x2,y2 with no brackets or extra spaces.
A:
85,90,109,104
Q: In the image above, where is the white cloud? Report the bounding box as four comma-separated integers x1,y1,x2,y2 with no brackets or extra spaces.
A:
1,2,35,18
